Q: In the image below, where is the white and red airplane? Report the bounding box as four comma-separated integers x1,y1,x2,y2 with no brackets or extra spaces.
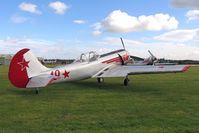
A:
8,47,190,94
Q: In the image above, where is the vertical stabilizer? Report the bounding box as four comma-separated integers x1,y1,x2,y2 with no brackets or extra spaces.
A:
8,48,49,88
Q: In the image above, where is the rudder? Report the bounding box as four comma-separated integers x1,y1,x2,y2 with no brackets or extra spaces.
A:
8,48,49,88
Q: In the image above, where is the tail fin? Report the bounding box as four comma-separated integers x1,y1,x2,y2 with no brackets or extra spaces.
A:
8,48,49,88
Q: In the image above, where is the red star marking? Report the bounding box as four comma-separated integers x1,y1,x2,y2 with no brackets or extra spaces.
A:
18,58,30,71
62,70,70,78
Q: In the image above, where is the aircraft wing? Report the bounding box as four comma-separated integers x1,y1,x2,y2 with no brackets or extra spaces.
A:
93,65,190,78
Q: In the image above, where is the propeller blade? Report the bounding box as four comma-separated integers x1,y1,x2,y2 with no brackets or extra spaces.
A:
148,50,154,57
148,50,158,59
120,37,126,50
118,54,125,65
148,50,158,65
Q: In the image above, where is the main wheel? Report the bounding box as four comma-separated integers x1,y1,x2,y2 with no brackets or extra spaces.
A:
124,78,129,86
97,78,104,83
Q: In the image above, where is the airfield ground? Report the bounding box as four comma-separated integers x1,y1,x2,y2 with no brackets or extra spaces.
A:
0,65,199,133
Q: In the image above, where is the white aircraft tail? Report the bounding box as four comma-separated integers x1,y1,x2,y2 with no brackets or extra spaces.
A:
8,48,49,88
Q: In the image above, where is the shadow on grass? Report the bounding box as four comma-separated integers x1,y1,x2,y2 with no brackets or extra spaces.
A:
6,87,45,96
60,79,161,93
68,80,125,90
6,78,162,97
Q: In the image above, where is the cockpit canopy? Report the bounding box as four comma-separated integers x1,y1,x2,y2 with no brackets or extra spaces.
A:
74,51,100,63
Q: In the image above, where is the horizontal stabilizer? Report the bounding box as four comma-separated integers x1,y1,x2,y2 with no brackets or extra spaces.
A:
26,74,59,88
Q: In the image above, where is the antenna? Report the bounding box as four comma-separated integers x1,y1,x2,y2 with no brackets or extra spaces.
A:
120,37,125,50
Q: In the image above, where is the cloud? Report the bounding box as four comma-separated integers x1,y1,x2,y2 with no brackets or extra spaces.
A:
93,10,178,35
186,10,199,21
91,23,103,36
100,37,199,60
92,31,102,36
154,28,199,42
1,36,199,60
170,0,199,8
0,37,53,54
19,2,41,14
103,37,143,45
11,14,28,23
49,1,69,14
0,37,105,59
73,20,86,24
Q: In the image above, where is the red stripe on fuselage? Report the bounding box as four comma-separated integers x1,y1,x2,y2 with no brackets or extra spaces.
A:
102,55,129,64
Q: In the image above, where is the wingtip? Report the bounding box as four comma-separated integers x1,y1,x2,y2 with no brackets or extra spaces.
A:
182,65,191,72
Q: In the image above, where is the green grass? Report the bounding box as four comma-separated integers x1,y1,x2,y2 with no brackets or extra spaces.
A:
0,65,199,133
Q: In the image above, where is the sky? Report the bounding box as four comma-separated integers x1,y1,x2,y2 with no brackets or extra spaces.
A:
0,0,199,59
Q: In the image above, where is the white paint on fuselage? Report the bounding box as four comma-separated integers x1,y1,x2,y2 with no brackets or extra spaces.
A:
42,50,128,84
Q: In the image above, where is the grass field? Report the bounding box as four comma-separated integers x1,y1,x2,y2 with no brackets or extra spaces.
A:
0,65,199,133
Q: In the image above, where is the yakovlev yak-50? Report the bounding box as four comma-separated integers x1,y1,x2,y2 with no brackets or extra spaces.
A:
8,39,190,94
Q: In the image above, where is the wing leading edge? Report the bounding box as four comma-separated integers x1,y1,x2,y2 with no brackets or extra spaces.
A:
93,65,190,78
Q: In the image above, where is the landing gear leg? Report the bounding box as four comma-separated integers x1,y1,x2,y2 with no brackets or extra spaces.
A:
97,77,104,83
35,88,39,94
124,76,129,86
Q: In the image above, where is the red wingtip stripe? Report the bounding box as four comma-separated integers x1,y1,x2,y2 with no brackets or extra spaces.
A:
8,48,30,88
182,65,191,72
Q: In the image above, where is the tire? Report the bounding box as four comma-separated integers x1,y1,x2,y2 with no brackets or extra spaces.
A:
97,78,104,83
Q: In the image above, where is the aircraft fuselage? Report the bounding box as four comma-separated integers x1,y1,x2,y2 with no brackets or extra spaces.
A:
42,49,129,83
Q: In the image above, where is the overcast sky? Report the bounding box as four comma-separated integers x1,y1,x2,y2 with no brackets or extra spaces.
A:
0,0,199,59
